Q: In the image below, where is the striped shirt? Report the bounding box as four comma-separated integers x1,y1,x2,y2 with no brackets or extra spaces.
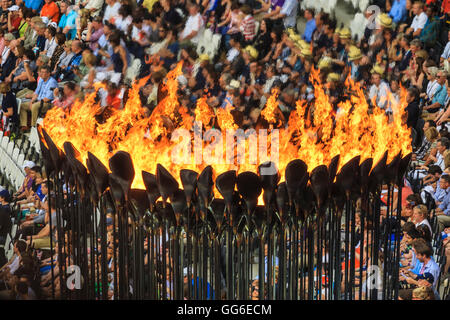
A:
240,15,256,41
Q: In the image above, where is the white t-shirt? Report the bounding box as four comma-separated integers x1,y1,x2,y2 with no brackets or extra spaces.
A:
114,15,133,33
131,25,151,43
180,13,204,44
369,81,391,110
103,2,122,24
427,79,440,100
410,12,428,32
85,0,104,16
44,37,57,58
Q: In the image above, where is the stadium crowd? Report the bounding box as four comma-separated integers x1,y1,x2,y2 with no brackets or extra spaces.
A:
0,0,449,300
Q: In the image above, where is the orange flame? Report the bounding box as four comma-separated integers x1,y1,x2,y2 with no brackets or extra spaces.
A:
43,63,412,194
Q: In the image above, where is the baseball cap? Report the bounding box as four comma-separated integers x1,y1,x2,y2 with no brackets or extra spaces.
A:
8,5,19,11
22,160,36,170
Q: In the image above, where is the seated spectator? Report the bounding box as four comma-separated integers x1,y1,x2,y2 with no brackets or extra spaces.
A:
389,0,407,24
40,0,60,24
103,0,122,24
413,127,439,166
55,39,83,82
0,82,18,130
412,204,432,234
421,173,450,205
436,189,450,233
239,5,256,43
406,1,428,37
423,70,448,115
409,137,449,182
302,8,316,43
85,15,104,54
107,32,127,77
48,32,65,71
42,25,57,58
13,161,36,201
52,39,73,76
7,5,22,36
19,65,57,130
405,87,420,129
57,2,77,40
24,0,44,14
179,2,204,46
32,21,47,53
22,16,42,50
81,0,104,18
0,189,11,266
369,67,391,112
53,81,77,111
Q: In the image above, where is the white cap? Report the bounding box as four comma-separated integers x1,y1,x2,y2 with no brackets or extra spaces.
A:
22,160,36,170
49,21,57,28
41,16,49,25
8,5,19,11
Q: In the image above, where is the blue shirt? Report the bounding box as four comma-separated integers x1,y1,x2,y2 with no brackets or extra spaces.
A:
58,10,78,40
303,19,316,43
419,258,441,289
433,178,449,203
24,0,43,11
438,189,450,216
389,0,407,24
432,84,447,106
35,77,58,101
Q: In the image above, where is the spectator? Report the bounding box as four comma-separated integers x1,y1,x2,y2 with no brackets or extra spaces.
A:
57,2,77,40
412,204,432,234
369,66,391,111
389,0,407,24
0,82,18,130
179,2,204,45
302,8,316,43
0,189,12,266
7,5,22,35
406,1,428,37
42,25,57,57
82,0,105,18
426,70,449,120
40,0,60,24
239,5,255,43
103,0,122,24
55,39,83,82
405,86,420,129
32,21,46,53
272,0,298,30
436,187,450,233
53,81,77,111
19,64,57,130
22,16,42,50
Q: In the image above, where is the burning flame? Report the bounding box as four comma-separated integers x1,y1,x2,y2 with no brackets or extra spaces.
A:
42,63,412,195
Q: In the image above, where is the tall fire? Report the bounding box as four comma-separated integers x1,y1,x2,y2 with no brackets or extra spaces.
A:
42,62,412,191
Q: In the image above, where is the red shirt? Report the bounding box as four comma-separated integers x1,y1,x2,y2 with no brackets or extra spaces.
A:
10,16,21,31
41,2,60,23
106,92,122,110
443,0,450,14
